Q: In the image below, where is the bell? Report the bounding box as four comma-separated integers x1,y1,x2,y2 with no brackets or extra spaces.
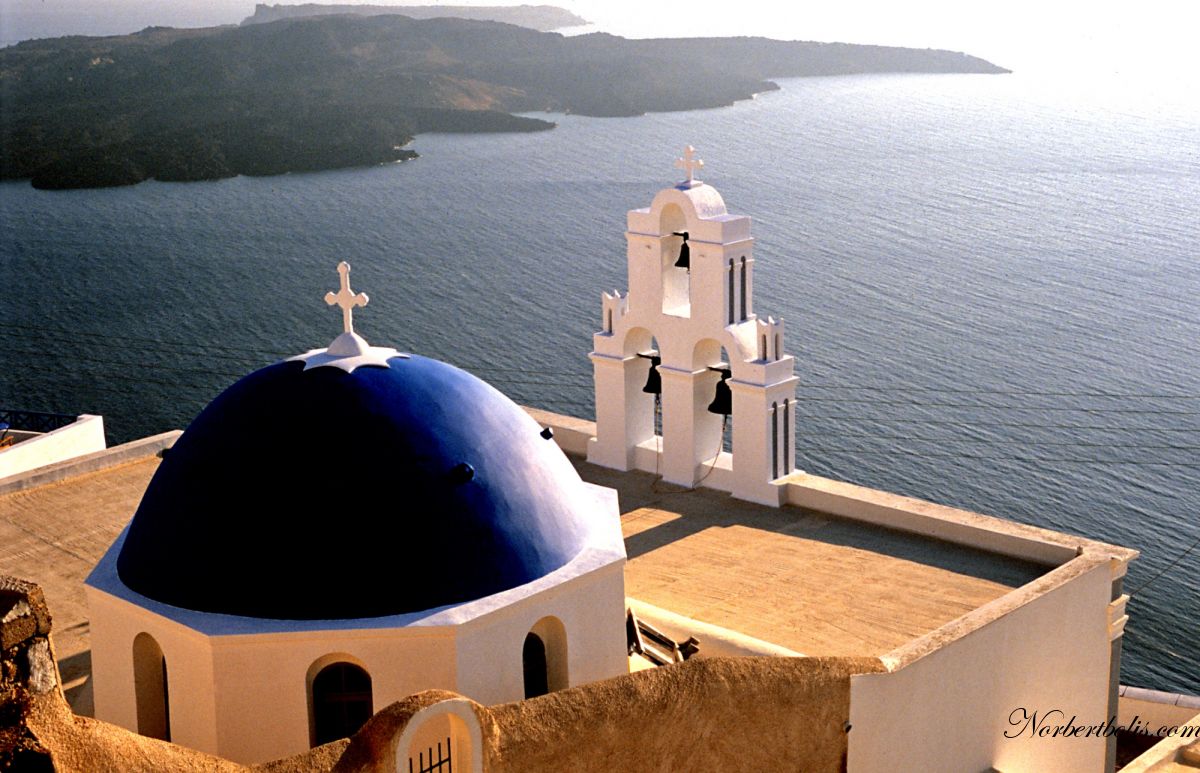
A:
707,368,732,415
642,355,662,395
673,231,690,270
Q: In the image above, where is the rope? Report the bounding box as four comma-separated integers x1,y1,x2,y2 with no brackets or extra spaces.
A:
1127,535,1200,598
692,414,729,489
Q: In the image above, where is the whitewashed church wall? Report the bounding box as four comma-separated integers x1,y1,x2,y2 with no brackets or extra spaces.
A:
454,562,628,706
847,561,1113,773
208,627,457,765
86,588,220,753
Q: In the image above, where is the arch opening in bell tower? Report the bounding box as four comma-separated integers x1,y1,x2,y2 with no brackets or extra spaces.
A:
659,204,690,317
690,339,732,466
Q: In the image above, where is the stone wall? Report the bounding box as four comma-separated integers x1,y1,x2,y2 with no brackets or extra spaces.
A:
0,575,57,771
335,656,885,773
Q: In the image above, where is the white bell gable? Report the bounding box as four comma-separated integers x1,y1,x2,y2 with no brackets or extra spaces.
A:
588,147,798,505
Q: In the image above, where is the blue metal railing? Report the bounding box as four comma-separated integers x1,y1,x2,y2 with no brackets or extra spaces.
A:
0,409,78,434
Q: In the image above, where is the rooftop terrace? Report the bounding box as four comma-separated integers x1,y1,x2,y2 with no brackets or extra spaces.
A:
0,433,176,714
1,412,1133,719
575,458,1047,657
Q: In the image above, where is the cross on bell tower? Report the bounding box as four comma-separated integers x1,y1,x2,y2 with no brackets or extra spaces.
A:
675,145,704,186
587,148,798,507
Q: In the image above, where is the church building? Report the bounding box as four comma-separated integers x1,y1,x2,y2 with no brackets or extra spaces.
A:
49,146,1140,772
84,263,628,764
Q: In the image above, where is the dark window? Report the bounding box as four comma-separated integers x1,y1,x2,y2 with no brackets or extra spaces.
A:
739,257,748,320
728,259,736,324
523,633,549,699
771,401,779,479
312,662,373,746
161,658,171,742
783,399,791,472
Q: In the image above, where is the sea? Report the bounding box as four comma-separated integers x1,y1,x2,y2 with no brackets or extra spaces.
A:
1,11,1198,695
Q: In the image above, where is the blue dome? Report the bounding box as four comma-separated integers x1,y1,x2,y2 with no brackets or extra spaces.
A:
116,355,596,620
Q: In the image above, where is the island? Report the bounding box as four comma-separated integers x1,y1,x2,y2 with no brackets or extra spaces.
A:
240,3,588,30
0,14,1009,190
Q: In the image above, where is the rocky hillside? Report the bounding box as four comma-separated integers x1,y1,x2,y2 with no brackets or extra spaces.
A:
241,3,587,30
0,14,1008,189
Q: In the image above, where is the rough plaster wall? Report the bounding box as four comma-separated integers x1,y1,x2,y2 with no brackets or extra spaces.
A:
333,690,490,773
486,656,882,773
20,651,349,773
27,693,349,773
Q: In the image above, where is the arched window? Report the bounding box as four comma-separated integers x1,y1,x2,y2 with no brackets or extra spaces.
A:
660,205,690,317
132,633,170,741
311,662,373,746
398,700,484,773
523,633,549,699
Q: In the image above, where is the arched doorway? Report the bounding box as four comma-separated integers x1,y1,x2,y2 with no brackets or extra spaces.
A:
311,661,373,746
523,616,568,699
397,699,485,773
132,632,170,741
523,633,549,699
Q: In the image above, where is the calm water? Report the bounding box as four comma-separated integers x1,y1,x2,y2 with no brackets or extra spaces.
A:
2,70,1198,693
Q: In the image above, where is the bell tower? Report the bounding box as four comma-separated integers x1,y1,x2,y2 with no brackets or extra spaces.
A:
587,147,798,506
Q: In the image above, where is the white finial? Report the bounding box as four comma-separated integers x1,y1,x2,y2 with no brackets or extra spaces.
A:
675,145,704,185
290,261,406,373
325,261,369,335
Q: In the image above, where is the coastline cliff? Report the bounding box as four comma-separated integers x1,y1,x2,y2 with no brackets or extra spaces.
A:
240,3,588,30
0,15,1009,189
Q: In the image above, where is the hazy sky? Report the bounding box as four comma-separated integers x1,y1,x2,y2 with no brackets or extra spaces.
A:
2,0,1197,77
571,0,1199,75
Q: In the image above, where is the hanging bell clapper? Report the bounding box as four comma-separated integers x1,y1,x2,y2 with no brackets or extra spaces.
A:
672,231,690,271
706,366,733,416
637,352,662,395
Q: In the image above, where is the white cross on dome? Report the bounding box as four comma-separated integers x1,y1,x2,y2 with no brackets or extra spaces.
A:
290,262,406,373
325,261,369,335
